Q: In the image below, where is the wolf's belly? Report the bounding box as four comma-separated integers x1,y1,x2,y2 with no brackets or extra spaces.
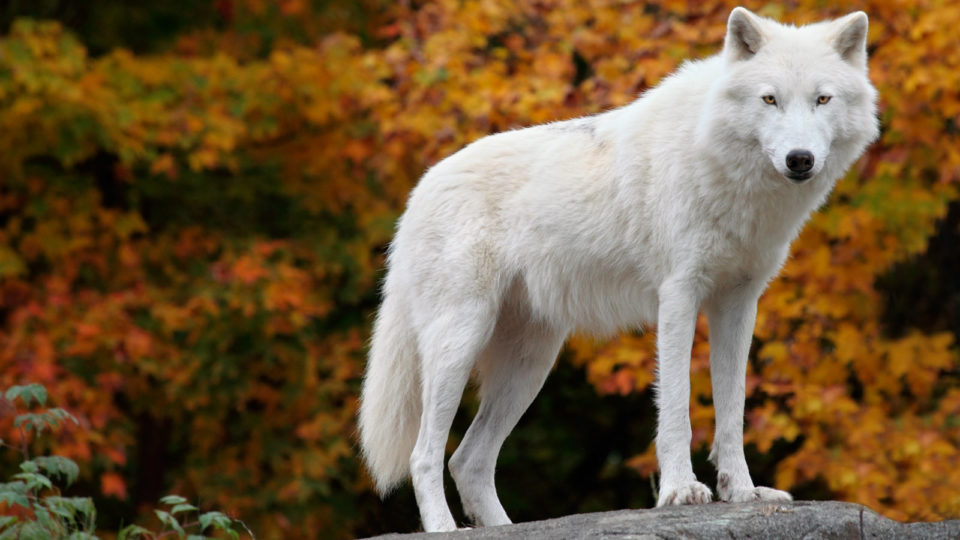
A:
520,259,660,336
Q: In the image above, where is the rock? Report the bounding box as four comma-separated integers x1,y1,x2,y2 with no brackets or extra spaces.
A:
364,501,960,539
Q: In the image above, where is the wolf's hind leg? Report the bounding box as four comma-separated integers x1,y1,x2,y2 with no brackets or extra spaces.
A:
410,299,498,532
449,310,564,527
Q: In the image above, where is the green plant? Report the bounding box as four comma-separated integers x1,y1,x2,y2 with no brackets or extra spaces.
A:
0,384,253,539
118,494,253,540
0,383,93,539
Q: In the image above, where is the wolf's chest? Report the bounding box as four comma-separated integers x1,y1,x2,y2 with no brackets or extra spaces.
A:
684,198,801,288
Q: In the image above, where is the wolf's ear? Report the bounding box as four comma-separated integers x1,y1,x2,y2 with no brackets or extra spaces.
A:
724,7,767,62
831,11,869,67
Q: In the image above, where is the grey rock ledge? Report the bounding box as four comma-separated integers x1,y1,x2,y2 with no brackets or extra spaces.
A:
366,500,960,539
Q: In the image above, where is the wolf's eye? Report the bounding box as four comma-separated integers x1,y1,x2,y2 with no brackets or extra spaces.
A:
762,95,777,105
817,95,832,105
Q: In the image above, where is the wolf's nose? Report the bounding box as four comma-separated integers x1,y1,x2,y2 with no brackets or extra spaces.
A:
786,149,814,173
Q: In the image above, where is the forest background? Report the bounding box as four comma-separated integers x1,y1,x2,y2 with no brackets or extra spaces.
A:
0,0,958,538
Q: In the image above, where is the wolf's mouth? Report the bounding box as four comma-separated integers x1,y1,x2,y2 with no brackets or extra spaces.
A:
785,171,814,183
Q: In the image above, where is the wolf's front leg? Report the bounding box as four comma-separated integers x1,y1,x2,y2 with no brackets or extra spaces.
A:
705,286,791,503
655,280,712,506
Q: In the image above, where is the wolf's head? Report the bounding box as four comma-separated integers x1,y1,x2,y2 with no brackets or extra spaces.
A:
710,8,879,185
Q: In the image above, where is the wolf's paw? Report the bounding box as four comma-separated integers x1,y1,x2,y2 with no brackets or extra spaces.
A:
657,481,713,506
721,485,793,503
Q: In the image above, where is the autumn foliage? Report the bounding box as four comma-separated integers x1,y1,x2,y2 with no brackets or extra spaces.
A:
0,0,958,537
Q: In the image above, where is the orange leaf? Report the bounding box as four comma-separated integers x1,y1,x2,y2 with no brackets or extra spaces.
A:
101,472,127,499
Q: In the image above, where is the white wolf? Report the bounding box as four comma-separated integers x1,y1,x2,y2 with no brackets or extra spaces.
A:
359,7,878,532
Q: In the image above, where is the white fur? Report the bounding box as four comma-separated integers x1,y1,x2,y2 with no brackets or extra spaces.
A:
358,7,879,532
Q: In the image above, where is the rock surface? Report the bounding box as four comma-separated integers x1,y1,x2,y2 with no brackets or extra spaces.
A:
366,501,960,539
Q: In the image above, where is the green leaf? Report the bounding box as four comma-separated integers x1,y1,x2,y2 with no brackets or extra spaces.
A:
45,496,95,520
13,409,76,435
197,511,235,536
0,480,29,494
33,506,60,534
14,521,53,540
44,499,76,521
12,471,53,492
154,510,184,537
0,524,21,540
118,524,152,540
0,491,30,509
159,494,188,506
33,456,80,487
14,413,46,433
66,533,99,540
0,515,17,531
45,408,79,426
197,511,221,531
5,384,47,407
170,503,197,515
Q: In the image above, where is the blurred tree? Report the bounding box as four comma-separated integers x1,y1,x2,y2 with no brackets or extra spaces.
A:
879,201,960,340
0,0,221,55
0,0,394,58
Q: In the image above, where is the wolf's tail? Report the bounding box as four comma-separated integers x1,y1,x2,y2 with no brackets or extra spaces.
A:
358,290,421,495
